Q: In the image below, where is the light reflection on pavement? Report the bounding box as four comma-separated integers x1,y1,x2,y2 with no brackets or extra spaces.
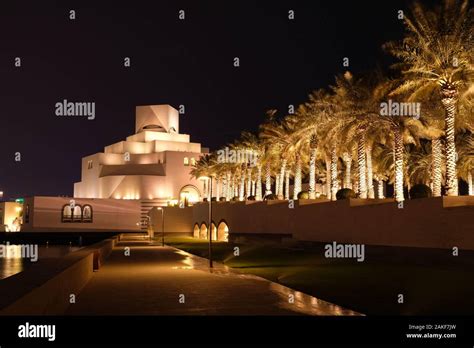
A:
66,239,362,316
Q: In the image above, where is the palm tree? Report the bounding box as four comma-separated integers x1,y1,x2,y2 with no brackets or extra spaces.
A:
384,0,474,196
336,70,389,199
260,113,296,199
239,131,265,200
289,103,322,199
190,153,217,200
290,89,338,199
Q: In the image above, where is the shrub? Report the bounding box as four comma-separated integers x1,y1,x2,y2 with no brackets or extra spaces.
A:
232,196,240,201
297,191,309,199
247,195,256,201
409,184,432,199
219,197,226,202
264,193,278,200
336,188,356,200
211,197,217,202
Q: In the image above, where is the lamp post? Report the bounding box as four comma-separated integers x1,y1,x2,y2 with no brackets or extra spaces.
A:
157,207,164,247
146,216,153,242
208,176,213,268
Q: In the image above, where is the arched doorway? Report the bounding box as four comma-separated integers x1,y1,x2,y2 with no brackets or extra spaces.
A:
193,224,200,238
211,222,217,241
217,221,229,242
179,185,201,206
200,223,208,239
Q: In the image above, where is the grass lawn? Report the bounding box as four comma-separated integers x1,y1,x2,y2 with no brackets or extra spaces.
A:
164,236,474,315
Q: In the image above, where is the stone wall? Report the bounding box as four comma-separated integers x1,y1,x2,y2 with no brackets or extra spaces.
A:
149,197,474,250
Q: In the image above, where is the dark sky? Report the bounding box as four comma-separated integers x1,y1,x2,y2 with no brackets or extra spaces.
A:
0,0,412,198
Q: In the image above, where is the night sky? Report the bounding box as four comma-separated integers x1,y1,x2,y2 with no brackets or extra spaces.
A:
0,0,414,198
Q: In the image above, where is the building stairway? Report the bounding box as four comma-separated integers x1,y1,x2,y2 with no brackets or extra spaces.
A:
139,199,167,231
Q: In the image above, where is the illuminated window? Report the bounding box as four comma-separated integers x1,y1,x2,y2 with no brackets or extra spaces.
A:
72,205,82,222
61,205,73,222
87,160,93,169
82,205,93,223
190,157,196,166
183,157,189,166
217,221,229,242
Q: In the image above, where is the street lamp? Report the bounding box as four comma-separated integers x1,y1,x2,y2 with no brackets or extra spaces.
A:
145,216,153,242
198,175,213,269
157,207,164,247
208,176,213,268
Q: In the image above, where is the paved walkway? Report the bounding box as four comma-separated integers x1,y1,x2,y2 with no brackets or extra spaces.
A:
66,236,360,315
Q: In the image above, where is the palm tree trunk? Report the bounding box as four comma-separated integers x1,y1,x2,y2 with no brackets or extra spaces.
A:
256,165,263,200
234,176,238,198
357,132,367,199
251,180,256,196
278,159,287,199
275,174,280,197
330,146,338,201
239,170,245,201
342,152,352,189
285,170,290,200
431,138,442,197
353,161,359,194
265,163,272,196
441,90,458,196
215,176,219,199
227,173,232,200
293,156,302,200
222,175,227,201
468,171,473,196
203,179,208,201
377,178,384,199
366,144,374,199
309,148,317,199
393,126,405,202
246,168,252,198
325,156,331,200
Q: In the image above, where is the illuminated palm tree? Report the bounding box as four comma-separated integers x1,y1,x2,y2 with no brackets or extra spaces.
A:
190,153,217,200
384,0,474,196
260,113,295,199
239,131,265,200
290,89,337,199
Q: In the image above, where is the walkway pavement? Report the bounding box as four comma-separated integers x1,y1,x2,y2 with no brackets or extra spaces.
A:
66,236,360,315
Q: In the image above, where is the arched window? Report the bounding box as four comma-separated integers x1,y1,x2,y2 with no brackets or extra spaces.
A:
200,223,208,239
217,221,229,242
183,157,189,166
82,205,93,223
72,205,82,222
179,185,201,206
61,205,73,222
211,222,217,241
193,223,200,238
